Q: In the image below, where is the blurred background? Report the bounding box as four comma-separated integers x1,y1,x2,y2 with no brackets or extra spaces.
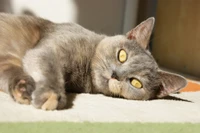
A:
0,0,199,78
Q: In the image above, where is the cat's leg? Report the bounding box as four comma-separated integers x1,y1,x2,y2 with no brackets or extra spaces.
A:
23,49,67,110
0,64,35,104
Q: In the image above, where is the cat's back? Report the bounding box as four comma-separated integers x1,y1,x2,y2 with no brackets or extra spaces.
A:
0,13,51,57
43,22,105,53
51,22,99,39
0,13,51,33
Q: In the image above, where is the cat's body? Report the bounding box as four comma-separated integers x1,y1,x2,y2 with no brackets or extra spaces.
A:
0,13,187,110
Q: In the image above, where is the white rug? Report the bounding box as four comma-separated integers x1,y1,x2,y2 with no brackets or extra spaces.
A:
0,91,200,123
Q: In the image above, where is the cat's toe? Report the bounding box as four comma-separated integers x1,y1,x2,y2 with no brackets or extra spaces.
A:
10,76,35,105
32,90,67,110
41,92,58,110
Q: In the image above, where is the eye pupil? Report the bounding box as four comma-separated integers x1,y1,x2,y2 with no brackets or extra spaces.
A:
118,49,127,63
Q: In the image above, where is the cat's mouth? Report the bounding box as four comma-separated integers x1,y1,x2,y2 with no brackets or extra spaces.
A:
101,72,123,95
108,78,122,95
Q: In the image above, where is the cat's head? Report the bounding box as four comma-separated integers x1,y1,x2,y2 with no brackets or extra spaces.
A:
91,17,187,100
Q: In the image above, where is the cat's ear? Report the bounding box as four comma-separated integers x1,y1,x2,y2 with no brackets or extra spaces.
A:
126,17,155,49
156,70,187,98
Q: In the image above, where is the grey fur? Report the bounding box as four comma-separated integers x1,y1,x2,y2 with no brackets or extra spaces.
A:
0,13,187,110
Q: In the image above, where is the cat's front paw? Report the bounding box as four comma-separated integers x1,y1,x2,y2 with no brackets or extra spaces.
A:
31,89,67,110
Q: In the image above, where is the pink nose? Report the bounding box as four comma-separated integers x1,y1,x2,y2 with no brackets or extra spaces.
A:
111,72,119,80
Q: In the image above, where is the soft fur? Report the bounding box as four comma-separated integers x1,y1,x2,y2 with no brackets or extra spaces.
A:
0,13,187,110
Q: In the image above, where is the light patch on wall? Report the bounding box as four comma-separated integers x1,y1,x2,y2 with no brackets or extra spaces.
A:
10,0,78,23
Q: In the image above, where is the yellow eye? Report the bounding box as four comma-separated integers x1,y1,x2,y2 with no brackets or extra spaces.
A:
131,79,143,89
118,49,127,63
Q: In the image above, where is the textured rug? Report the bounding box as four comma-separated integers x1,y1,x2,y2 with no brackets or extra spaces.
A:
0,80,200,123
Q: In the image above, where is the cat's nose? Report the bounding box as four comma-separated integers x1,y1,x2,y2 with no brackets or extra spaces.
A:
111,72,119,80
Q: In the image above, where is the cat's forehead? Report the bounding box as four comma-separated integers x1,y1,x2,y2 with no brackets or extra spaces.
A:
102,35,128,44
102,35,142,50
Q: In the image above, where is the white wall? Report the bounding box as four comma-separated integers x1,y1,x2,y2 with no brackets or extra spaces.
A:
11,0,77,23
9,0,138,35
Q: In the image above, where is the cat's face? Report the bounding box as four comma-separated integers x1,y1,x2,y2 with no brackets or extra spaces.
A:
91,18,187,100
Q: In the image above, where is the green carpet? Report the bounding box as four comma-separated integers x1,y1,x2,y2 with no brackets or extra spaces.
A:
0,122,200,133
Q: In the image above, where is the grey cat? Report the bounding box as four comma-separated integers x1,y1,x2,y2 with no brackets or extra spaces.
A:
0,13,187,110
